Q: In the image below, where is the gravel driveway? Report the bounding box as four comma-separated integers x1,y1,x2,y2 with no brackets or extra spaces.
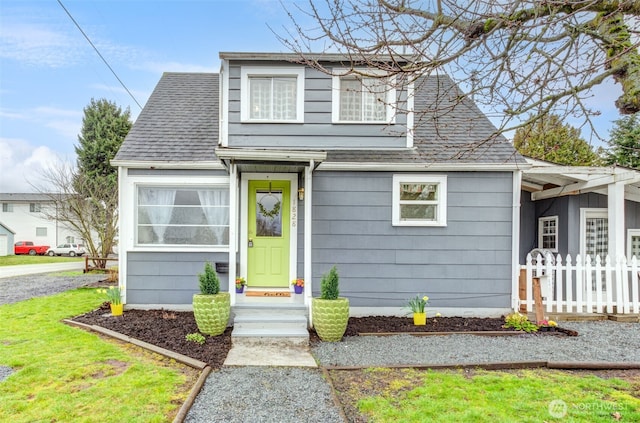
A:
0,273,105,306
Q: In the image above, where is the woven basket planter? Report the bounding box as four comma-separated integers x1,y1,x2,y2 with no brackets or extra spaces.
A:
312,297,349,342
193,292,230,336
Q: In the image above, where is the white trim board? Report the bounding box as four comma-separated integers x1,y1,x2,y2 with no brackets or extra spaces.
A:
239,173,298,290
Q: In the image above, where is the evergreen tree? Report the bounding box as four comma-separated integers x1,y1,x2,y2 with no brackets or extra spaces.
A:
75,98,132,194
603,113,640,169
513,115,600,166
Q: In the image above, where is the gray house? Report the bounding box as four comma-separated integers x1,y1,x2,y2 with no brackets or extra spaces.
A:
520,158,640,264
112,52,527,319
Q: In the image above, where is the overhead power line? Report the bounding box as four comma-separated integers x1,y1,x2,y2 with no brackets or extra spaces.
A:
57,0,143,110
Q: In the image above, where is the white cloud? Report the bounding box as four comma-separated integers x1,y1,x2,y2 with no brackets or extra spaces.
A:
0,23,85,68
0,138,67,193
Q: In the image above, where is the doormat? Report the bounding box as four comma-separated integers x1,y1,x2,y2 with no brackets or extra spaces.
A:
245,291,291,297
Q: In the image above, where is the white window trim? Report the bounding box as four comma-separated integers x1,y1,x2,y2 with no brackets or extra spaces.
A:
580,208,608,259
331,69,396,124
240,66,304,123
126,175,230,252
392,174,447,227
627,229,640,260
538,216,559,252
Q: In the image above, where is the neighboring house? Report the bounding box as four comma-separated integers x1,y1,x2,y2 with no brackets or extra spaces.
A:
0,193,84,250
520,158,640,263
112,52,527,317
0,222,16,256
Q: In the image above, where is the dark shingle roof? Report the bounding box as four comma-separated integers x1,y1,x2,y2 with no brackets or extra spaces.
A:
114,73,219,162
115,68,523,165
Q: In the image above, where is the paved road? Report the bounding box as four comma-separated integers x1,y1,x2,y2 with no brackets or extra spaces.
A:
0,261,85,279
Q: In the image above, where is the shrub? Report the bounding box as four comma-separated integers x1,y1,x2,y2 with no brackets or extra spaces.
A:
320,266,339,300
504,312,538,333
198,262,220,295
185,332,205,345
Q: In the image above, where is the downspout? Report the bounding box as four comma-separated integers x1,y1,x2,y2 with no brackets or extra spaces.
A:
118,166,127,305
511,170,522,311
304,161,314,325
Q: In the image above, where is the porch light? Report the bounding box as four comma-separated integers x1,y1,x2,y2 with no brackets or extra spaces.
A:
298,187,305,201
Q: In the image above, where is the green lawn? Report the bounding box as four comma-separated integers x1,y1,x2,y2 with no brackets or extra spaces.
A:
0,255,83,266
0,288,195,422
336,367,640,422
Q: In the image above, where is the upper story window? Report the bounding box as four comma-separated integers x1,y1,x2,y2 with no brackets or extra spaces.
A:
2,203,13,212
241,67,305,123
392,175,447,227
332,71,395,123
30,203,41,213
538,216,558,252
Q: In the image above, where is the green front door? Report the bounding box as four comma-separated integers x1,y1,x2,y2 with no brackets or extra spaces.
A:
247,180,290,287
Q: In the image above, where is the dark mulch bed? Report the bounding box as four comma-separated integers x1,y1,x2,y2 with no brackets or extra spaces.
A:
73,303,233,369
72,306,575,369
343,315,514,336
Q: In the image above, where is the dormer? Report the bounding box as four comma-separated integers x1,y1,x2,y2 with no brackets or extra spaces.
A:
218,52,411,150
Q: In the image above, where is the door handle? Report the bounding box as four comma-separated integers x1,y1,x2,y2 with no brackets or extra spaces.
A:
248,238,253,248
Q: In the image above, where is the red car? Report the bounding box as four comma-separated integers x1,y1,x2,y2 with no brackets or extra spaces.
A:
14,241,50,256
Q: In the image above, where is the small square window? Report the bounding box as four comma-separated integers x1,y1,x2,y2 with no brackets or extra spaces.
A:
392,175,447,226
30,203,41,213
538,216,558,252
2,203,13,212
36,227,47,237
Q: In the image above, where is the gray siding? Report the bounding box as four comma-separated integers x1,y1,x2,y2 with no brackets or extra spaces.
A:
126,252,229,304
310,171,514,309
520,192,640,261
227,63,409,148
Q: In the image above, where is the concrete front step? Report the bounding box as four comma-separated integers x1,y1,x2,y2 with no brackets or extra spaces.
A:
231,304,309,345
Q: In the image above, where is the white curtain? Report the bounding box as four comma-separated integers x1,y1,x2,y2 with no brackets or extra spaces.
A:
340,78,361,121
273,77,296,120
139,188,176,243
197,189,229,245
363,77,386,121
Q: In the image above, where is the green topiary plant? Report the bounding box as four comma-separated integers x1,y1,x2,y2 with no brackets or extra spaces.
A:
320,266,339,300
198,261,220,295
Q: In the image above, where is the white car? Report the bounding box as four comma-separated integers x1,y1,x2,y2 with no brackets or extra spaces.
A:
46,243,86,257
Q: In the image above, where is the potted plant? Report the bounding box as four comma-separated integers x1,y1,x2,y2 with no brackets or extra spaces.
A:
98,285,123,316
291,278,304,294
312,266,349,342
407,295,429,325
192,261,230,336
235,277,246,293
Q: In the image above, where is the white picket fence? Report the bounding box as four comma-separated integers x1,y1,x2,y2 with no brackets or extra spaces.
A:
521,253,640,314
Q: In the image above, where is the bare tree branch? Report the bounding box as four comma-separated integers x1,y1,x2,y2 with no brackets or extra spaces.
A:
277,0,640,141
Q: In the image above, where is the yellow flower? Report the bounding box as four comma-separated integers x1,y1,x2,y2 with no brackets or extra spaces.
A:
548,320,558,327
435,312,442,317
423,296,429,302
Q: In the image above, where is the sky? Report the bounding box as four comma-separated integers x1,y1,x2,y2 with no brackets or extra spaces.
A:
0,0,628,193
